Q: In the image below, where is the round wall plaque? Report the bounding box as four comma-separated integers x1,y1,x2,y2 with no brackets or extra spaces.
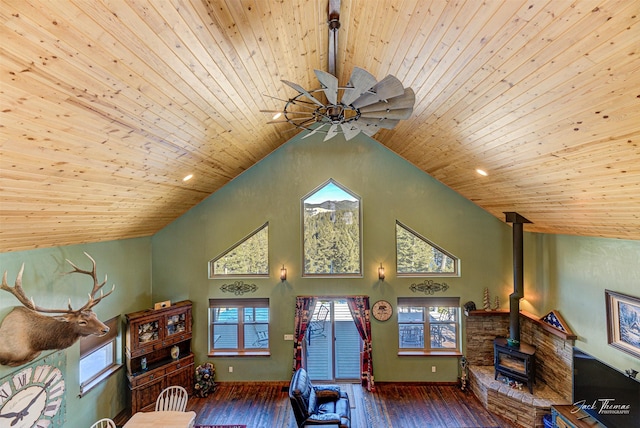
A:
372,300,393,321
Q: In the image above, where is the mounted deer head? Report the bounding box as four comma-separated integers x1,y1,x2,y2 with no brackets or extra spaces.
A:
0,252,115,366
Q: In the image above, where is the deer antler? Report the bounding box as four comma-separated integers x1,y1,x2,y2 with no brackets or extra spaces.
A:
1,253,114,314
64,252,115,312
1,264,43,311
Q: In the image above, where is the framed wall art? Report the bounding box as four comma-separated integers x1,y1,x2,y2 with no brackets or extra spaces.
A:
605,289,640,359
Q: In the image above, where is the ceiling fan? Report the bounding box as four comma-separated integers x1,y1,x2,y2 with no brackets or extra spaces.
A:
262,0,415,141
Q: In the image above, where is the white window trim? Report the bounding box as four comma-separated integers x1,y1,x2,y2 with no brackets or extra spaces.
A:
79,315,122,397
209,298,270,356
397,297,462,356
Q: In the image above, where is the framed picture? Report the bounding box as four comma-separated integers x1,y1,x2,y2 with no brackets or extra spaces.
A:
605,289,640,359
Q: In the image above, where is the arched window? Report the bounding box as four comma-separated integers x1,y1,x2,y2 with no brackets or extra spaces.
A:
302,180,362,276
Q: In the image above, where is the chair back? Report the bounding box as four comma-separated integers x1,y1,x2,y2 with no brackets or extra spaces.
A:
253,325,269,347
90,418,116,428
156,385,189,412
289,368,313,427
307,304,330,344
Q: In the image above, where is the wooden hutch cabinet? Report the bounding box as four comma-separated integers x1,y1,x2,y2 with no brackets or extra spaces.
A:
125,300,194,413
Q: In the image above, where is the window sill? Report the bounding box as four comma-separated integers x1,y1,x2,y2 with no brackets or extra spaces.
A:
79,363,123,397
208,350,271,357
397,350,462,357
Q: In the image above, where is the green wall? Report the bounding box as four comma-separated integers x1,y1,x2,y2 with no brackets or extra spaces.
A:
527,234,640,372
151,132,515,383
3,132,639,427
0,238,151,427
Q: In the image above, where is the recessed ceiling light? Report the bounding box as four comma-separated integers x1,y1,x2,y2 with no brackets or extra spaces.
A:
476,169,488,176
272,112,282,120
183,174,193,182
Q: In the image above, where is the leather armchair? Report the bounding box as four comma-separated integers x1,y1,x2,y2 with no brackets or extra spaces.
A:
289,368,351,428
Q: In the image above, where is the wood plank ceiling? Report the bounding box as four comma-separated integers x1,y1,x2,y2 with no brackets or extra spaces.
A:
1,0,639,253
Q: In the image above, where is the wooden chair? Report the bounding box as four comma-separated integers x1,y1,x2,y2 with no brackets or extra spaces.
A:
156,385,189,412
90,418,116,428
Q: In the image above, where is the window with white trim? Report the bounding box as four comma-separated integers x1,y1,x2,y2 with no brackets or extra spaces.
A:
209,223,269,278
397,297,460,354
396,221,459,276
302,179,362,276
209,298,270,354
79,315,121,396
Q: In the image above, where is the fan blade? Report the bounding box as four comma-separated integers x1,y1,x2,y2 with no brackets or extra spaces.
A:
340,123,361,140
351,75,405,108
260,110,314,115
314,70,339,105
359,88,415,113
340,67,377,106
302,123,328,139
360,107,413,120
357,117,400,130
268,115,316,124
359,123,379,136
266,114,315,124
324,124,340,141
282,80,325,107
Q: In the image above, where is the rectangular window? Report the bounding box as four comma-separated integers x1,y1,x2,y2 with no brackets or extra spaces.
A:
79,315,121,396
209,298,270,355
397,297,460,355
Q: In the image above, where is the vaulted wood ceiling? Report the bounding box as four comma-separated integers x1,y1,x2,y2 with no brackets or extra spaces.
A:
1,0,639,253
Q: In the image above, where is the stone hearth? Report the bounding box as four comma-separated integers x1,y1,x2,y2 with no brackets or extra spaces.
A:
465,310,575,428
470,366,568,428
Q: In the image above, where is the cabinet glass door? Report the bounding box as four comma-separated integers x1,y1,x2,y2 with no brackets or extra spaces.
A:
166,313,187,337
138,320,159,344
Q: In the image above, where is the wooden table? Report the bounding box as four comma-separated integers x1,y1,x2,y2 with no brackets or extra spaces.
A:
123,411,197,428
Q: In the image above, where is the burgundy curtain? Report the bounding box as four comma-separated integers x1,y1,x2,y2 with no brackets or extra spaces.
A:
347,296,374,391
292,296,317,372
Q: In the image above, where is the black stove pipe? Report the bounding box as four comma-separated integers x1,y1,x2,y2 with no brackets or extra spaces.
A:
505,212,532,343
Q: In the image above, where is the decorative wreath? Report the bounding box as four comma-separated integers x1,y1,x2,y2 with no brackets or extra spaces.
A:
194,362,216,397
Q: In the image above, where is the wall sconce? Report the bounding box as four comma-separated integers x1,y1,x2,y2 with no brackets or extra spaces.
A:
280,265,287,282
378,263,385,281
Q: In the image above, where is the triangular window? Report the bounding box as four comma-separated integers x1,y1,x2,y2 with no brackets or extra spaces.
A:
396,221,459,276
209,223,269,277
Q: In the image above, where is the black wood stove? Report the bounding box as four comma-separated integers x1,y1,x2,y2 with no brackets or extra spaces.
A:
494,337,536,393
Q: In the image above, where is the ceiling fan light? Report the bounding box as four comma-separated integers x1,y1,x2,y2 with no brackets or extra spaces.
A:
268,68,414,140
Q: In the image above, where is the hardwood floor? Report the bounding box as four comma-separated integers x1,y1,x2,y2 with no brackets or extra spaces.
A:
116,382,515,428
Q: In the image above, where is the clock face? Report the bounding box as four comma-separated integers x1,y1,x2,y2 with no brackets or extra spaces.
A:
0,364,65,428
372,300,393,321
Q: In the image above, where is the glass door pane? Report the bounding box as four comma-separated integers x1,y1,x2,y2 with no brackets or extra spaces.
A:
334,300,361,381
305,299,362,382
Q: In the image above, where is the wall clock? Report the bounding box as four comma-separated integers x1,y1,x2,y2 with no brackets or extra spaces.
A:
0,351,66,428
372,300,393,321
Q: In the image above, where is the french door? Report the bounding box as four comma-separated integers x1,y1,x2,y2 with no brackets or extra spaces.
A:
304,299,362,382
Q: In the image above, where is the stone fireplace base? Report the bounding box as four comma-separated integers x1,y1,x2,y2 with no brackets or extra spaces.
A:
470,365,569,428
465,310,576,428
